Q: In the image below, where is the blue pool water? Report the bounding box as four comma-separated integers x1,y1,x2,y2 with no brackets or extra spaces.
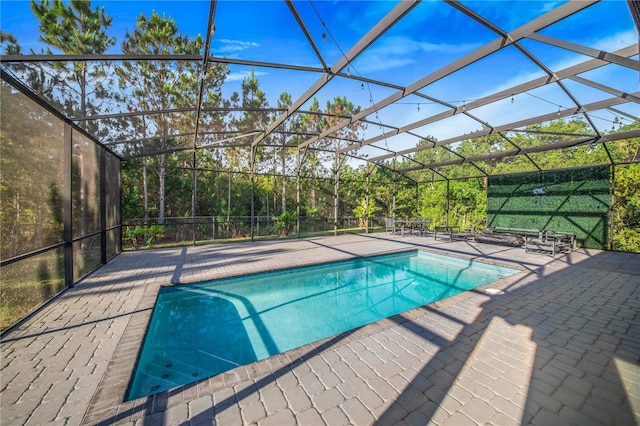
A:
127,250,518,400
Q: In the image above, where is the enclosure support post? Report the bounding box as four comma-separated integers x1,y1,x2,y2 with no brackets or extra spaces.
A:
415,182,419,218
392,167,397,218
63,124,74,288
192,149,197,246
118,160,123,254
250,146,256,242
100,149,107,264
446,179,450,227
609,165,615,251
296,149,301,238
334,151,340,236
365,166,370,234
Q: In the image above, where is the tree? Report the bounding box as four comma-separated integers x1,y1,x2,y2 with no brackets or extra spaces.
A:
609,120,640,252
117,11,226,225
299,98,325,213
225,71,269,220
320,97,366,233
275,92,298,214
31,0,115,130
30,0,115,245
0,31,21,55
353,164,382,228
0,82,64,259
118,11,183,225
0,32,59,100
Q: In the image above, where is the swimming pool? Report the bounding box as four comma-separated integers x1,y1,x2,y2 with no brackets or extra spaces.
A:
127,250,519,400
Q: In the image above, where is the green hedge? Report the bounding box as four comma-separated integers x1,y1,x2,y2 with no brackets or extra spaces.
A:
487,166,611,249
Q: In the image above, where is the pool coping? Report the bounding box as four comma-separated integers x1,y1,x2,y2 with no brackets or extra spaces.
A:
4,233,639,425
81,245,529,424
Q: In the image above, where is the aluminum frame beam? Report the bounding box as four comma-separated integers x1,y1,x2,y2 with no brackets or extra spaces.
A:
75,106,355,124
72,107,195,122
607,107,640,122
0,53,202,62
337,44,637,155
299,0,598,151
366,93,638,163
192,0,217,147
208,55,325,73
252,0,420,149
2,0,637,173
396,129,640,173
286,0,328,71
527,33,640,71
568,76,640,104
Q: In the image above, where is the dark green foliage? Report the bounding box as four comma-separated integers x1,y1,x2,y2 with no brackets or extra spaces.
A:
271,211,297,237
123,225,166,249
0,249,65,331
30,0,115,136
612,163,640,252
0,31,22,54
487,166,611,249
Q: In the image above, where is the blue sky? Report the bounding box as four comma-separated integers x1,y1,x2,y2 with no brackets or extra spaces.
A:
1,0,637,159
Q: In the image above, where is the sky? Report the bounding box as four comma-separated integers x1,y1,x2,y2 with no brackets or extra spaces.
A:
1,0,637,161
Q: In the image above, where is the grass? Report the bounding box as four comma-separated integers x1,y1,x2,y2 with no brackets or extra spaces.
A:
1,276,65,332
0,247,102,333
122,227,386,251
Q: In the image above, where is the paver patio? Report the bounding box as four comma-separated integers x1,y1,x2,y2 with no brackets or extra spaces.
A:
1,233,639,425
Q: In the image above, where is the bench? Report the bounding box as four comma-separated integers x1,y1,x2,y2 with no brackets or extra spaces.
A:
493,227,542,238
473,227,540,247
525,231,576,256
434,225,459,240
452,226,476,241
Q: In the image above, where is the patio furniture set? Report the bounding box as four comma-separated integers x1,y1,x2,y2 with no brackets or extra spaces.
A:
384,218,576,256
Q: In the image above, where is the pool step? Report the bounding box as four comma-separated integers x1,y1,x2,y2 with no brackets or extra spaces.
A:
141,356,210,391
132,371,181,396
135,348,245,398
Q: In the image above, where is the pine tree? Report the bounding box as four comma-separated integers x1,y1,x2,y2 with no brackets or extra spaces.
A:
117,11,226,224
31,0,115,131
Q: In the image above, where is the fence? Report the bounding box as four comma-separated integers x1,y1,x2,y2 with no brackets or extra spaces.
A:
121,216,384,248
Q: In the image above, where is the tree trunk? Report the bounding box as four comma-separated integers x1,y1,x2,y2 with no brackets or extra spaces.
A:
158,153,166,225
296,149,301,238
273,169,277,214
310,162,317,210
143,156,149,224
281,142,286,213
227,170,231,222
365,171,370,233
79,150,87,248
79,63,87,129
250,147,255,241
334,153,340,236
14,194,20,257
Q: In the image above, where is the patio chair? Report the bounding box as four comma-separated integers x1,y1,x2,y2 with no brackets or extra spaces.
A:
525,230,574,255
384,217,399,235
413,218,431,237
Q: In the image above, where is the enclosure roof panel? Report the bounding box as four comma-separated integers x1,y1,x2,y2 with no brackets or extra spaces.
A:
1,0,637,175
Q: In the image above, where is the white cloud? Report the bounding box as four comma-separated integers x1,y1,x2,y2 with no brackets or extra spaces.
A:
474,28,638,103
226,70,268,83
591,29,638,53
540,2,563,14
216,38,260,54
358,57,417,73
356,35,482,73
476,69,545,100
378,36,479,55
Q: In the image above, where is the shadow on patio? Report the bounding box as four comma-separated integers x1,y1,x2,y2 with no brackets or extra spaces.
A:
83,247,639,425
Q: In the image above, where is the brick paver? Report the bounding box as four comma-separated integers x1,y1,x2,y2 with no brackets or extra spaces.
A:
1,234,639,425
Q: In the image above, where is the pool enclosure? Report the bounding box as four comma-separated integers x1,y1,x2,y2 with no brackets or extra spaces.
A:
1,0,638,330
